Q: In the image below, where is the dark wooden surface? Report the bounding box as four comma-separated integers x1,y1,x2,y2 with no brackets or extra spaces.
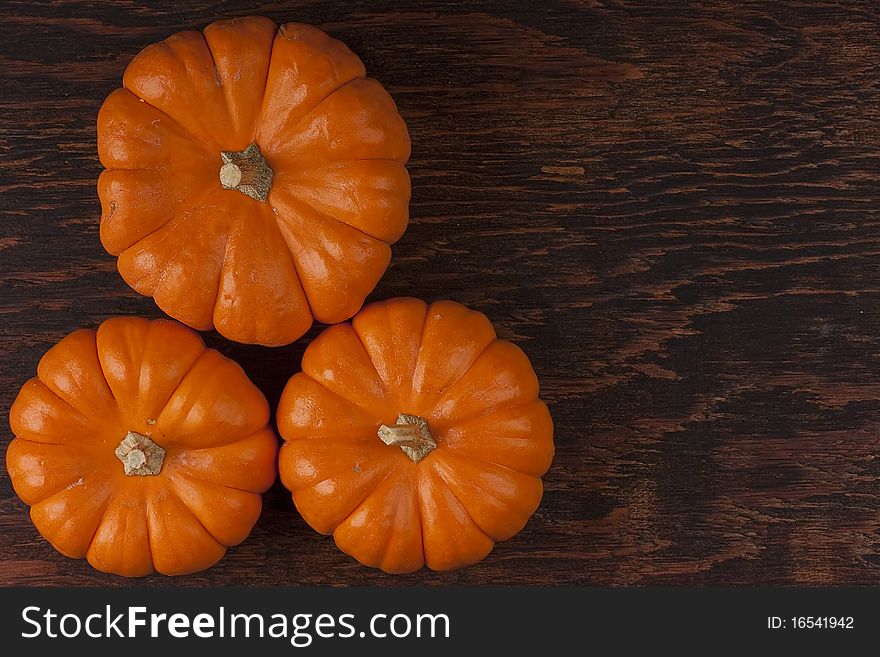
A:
3,0,880,586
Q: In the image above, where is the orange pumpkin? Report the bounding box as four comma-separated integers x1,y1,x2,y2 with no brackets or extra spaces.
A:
97,17,411,346
6,317,277,576
277,298,554,572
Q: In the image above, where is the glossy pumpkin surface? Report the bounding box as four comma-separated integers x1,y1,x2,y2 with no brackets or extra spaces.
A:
277,298,554,572
97,17,411,346
6,317,277,576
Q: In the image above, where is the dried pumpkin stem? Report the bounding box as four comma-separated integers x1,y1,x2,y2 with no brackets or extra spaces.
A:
377,414,437,464
219,142,274,202
115,431,165,476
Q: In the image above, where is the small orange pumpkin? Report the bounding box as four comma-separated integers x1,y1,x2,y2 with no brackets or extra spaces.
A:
97,17,411,346
277,298,554,572
6,317,277,576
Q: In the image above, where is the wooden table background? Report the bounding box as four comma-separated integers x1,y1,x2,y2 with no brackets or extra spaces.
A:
3,0,880,586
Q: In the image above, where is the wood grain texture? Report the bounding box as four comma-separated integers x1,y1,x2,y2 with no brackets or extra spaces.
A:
2,0,880,586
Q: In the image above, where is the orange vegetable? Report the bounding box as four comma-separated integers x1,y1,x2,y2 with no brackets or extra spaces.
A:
6,317,277,576
97,17,411,346
277,298,554,572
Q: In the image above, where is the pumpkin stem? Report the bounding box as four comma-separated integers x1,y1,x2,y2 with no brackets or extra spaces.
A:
219,143,273,202
377,414,437,464
115,431,165,476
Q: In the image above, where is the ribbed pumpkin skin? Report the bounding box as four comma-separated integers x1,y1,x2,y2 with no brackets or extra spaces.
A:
277,298,554,573
6,317,277,577
97,17,411,346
